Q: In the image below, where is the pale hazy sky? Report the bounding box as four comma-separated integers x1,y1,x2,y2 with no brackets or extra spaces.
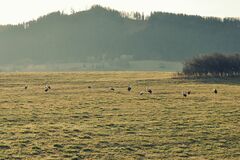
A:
0,0,239,25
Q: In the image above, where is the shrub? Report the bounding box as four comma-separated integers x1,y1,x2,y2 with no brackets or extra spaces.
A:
183,53,240,77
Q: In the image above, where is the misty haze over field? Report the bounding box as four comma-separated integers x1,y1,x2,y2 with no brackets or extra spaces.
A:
0,5,240,71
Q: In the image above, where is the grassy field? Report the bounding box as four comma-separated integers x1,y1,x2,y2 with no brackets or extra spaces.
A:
0,72,239,160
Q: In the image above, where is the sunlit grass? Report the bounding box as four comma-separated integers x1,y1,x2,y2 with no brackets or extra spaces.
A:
0,72,239,159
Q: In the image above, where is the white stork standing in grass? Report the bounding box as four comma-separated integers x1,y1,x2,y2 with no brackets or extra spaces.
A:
146,87,152,94
128,85,132,92
45,84,51,92
45,86,49,92
213,89,218,94
182,91,187,97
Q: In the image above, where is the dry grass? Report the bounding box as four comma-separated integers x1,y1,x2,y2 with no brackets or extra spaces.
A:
0,72,239,160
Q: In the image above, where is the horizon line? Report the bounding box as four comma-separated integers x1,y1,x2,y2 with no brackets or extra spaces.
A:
0,5,240,26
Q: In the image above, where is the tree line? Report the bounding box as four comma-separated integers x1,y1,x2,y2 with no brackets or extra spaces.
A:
0,5,240,66
183,53,240,77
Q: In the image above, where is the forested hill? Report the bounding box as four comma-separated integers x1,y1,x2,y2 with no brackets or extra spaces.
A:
0,5,240,65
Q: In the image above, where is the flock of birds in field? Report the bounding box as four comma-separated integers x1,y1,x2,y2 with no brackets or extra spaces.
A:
24,84,52,92
181,88,217,97
23,83,218,97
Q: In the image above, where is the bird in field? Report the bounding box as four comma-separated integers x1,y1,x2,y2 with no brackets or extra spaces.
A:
187,91,191,95
45,87,49,92
147,88,152,94
45,84,51,92
88,86,92,89
24,85,28,90
128,85,132,92
182,92,187,97
213,89,217,94
110,87,115,91
45,84,51,90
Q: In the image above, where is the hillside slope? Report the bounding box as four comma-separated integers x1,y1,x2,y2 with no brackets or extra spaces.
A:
0,6,240,66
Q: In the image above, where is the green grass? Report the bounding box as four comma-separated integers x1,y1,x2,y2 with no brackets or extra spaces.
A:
0,72,239,160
